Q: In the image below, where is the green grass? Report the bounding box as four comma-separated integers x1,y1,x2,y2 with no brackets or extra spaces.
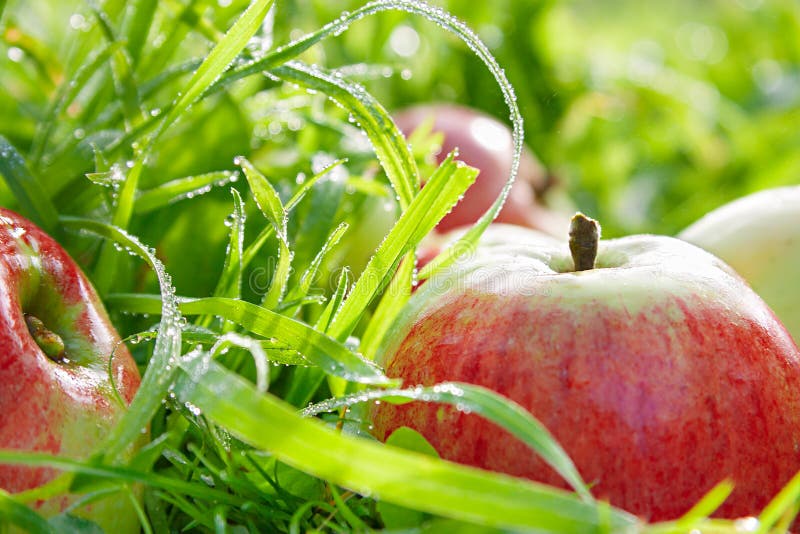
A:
1,0,799,532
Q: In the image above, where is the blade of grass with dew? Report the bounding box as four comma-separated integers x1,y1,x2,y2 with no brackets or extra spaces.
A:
172,356,639,533
283,268,352,407
239,159,347,272
282,221,349,317
212,188,246,300
213,0,521,216
133,170,240,214
0,491,52,534
94,0,274,293
237,156,292,309
358,250,414,361
60,217,182,461
177,297,391,386
0,136,59,233
302,383,590,500
327,155,478,342
271,61,418,210
238,0,526,283
105,293,390,386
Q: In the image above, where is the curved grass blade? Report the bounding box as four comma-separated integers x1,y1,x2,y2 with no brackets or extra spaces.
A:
303,383,590,500
134,170,239,214
237,157,292,309
172,356,640,533
327,155,477,342
105,294,390,386
60,217,182,461
213,188,246,300
271,61,418,210
0,136,59,233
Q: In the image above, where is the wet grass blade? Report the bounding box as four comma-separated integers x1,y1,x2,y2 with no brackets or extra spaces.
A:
272,61,418,209
60,217,182,461
327,155,478,342
303,383,591,500
106,294,391,386
0,136,59,233
134,171,239,214
172,356,640,533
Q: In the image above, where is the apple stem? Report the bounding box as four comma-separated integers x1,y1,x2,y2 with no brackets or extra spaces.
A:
569,212,601,271
25,314,66,362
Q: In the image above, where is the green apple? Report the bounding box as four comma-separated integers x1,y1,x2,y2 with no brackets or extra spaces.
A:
678,185,800,343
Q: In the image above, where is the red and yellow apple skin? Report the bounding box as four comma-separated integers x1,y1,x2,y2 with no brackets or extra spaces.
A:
371,231,800,521
0,208,142,530
393,104,569,236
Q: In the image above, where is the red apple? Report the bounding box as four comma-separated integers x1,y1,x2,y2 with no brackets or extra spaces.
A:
415,223,564,275
0,208,143,532
371,213,800,521
393,104,569,236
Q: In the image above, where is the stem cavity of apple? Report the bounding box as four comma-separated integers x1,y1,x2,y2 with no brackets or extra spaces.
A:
569,212,601,272
25,314,66,362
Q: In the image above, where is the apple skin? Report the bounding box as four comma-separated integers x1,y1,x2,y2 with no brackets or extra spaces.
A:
371,229,800,521
393,104,569,236
0,208,143,532
678,185,800,345
416,223,564,275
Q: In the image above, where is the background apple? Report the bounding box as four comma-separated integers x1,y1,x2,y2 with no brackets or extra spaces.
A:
393,104,570,236
371,214,800,521
0,208,143,532
678,185,800,344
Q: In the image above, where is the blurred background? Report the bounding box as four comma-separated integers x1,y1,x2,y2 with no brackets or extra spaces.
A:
274,0,800,236
1,0,799,299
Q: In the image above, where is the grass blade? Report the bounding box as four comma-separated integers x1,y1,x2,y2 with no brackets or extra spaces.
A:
272,61,418,210
0,491,53,534
0,136,59,233
60,217,182,461
134,171,239,214
327,155,478,342
213,188,246,300
303,383,591,500
106,294,391,386
237,157,292,309
173,356,639,533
